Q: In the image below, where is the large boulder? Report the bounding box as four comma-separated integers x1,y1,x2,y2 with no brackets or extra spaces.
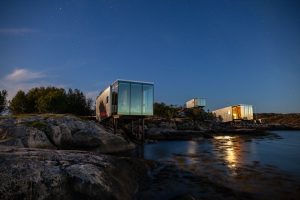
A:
0,115,135,153
0,124,54,149
0,146,149,200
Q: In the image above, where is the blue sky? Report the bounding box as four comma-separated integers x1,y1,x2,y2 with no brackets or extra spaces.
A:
0,0,299,113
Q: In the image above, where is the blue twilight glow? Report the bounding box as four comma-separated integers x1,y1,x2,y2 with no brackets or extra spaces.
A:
0,0,299,113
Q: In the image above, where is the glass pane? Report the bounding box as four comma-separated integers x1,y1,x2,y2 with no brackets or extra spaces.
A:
249,106,253,119
232,106,238,119
142,84,153,115
199,99,206,107
118,82,130,115
241,105,245,119
111,82,118,114
130,83,142,115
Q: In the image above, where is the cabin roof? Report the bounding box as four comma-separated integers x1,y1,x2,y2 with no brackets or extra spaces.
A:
97,79,154,99
113,79,154,85
185,98,206,102
213,104,253,112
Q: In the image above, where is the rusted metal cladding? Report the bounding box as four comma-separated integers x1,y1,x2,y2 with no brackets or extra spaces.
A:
96,86,111,121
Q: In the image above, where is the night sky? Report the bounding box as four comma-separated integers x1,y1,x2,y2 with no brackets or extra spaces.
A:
1,0,300,113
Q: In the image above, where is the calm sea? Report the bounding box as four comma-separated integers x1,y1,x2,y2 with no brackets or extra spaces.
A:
140,131,300,180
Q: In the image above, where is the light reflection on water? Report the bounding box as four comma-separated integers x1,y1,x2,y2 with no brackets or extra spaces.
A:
139,131,300,179
213,136,238,170
187,140,197,155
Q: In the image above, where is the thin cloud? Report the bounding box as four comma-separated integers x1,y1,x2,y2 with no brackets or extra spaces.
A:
5,68,45,82
0,68,64,100
0,28,39,35
0,81,67,101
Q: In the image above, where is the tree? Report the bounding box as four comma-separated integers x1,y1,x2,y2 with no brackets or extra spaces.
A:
0,90,7,113
66,89,93,115
37,88,66,113
185,107,217,129
9,90,28,114
185,107,203,129
9,87,94,116
85,97,94,115
26,87,47,113
154,102,179,119
154,102,167,117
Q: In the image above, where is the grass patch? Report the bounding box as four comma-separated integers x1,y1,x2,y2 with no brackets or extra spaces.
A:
40,113,68,119
24,121,49,132
8,113,67,119
1,113,92,120
10,114,37,119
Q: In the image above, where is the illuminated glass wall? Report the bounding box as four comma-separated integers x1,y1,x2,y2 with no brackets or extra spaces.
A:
130,83,143,115
232,105,253,120
117,81,154,116
118,82,130,114
198,98,206,107
142,84,154,115
241,105,253,120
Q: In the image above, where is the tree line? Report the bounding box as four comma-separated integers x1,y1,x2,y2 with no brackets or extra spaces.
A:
1,88,216,120
154,102,216,121
0,87,94,116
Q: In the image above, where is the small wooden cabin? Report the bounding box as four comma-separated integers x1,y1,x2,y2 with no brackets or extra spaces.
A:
212,104,253,122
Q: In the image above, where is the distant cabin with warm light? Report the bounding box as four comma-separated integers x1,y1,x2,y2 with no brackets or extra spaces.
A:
185,98,206,108
96,80,154,121
212,104,254,122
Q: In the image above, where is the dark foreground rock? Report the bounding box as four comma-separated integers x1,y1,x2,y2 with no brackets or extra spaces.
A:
0,146,150,200
0,115,135,153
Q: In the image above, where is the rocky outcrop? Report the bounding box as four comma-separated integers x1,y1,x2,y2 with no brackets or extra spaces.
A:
145,120,207,140
0,115,135,153
0,124,55,148
0,146,149,200
146,127,177,135
256,113,300,130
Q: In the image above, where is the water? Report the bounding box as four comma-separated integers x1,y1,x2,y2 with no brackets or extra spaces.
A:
141,130,300,180
132,130,300,199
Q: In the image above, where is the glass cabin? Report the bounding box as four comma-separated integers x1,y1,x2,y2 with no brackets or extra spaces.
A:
186,98,206,108
111,80,154,116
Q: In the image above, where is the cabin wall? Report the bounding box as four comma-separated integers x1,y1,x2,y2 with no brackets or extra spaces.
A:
186,98,206,108
198,98,206,107
96,86,111,121
240,105,254,120
186,99,197,108
117,81,154,116
213,104,254,122
213,106,233,122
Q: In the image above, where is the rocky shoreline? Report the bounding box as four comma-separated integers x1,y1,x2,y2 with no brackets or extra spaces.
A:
145,125,270,141
1,114,299,200
0,114,147,200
